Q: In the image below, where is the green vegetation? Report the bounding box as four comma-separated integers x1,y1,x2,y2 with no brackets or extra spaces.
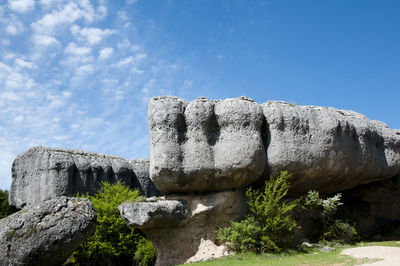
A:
6,229,16,239
186,241,400,265
217,171,299,253
68,182,156,266
0,189,17,219
301,190,359,243
217,170,360,261
181,245,378,266
134,238,157,266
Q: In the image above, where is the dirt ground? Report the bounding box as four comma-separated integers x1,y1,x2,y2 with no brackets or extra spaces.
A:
341,246,400,266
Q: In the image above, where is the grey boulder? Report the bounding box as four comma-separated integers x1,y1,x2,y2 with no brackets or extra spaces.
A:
119,198,187,229
148,96,266,194
0,196,96,266
262,101,400,193
10,146,160,209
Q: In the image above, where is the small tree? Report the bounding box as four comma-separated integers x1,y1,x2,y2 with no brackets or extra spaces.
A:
302,190,359,243
69,182,156,266
217,171,299,253
0,189,17,219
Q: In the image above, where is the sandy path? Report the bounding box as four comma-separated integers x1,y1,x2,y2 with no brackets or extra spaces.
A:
341,246,400,266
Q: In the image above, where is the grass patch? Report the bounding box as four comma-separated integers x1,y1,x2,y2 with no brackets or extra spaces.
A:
358,240,400,247
184,242,391,266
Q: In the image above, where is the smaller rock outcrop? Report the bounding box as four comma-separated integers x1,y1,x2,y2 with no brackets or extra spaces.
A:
148,96,266,194
119,190,247,266
10,146,160,208
0,196,96,266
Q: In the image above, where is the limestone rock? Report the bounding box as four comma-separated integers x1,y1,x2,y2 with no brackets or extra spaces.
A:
129,159,162,198
10,146,160,209
119,190,247,265
262,101,400,193
0,196,96,266
342,174,400,238
148,96,266,194
119,199,187,229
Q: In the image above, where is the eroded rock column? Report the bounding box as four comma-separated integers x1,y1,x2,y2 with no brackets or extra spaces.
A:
119,191,247,265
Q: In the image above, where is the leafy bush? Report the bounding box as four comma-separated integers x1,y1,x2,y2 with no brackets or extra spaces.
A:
0,189,17,219
217,171,299,253
301,190,359,244
322,220,360,244
134,238,157,266
69,182,156,266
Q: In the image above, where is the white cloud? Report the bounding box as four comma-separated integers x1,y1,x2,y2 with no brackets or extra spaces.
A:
8,0,35,13
33,34,60,46
5,72,35,89
98,47,113,59
6,20,25,35
77,64,94,74
71,25,115,45
15,58,37,69
39,0,64,9
62,91,72,98
0,91,20,101
117,53,147,67
64,42,91,55
0,0,190,191
136,53,147,60
2,39,10,46
117,39,132,50
0,149,15,190
31,2,84,34
14,115,24,122
117,56,134,66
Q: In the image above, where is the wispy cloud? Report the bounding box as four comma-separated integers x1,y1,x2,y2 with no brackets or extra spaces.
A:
71,25,115,45
8,0,35,13
0,0,193,189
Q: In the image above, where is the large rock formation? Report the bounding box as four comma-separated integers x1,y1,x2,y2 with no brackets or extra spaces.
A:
10,146,160,208
0,196,96,266
262,101,400,194
119,191,247,266
148,96,266,194
118,96,400,264
7,96,400,264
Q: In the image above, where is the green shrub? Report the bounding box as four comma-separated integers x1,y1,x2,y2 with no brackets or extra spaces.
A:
217,171,299,253
322,220,360,244
0,189,17,219
134,238,157,266
301,190,359,244
69,182,156,266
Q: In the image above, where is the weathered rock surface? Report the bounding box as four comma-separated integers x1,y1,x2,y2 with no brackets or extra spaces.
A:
10,146,160,209
262,101,400,193
119,190,247,265
148,96,266,194
0,196,96,266
129,159,161,198
342,174,400,238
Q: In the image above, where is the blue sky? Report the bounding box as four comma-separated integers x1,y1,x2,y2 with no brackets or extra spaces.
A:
0,0,399,189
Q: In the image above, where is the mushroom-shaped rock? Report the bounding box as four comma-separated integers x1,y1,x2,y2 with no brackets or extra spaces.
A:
119,191,247,265
148,96,266,194
0,196,96,266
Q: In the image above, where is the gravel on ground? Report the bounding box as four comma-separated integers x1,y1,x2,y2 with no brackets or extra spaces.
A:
341,246,400,266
